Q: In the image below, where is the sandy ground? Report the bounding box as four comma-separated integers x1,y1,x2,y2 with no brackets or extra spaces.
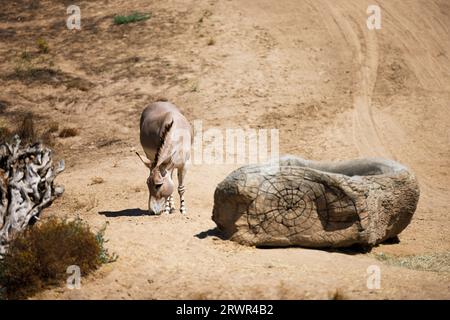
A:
0,0,449,299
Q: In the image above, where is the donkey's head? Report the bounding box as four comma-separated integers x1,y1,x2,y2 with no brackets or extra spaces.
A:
146,164,174,215
137,120,175,215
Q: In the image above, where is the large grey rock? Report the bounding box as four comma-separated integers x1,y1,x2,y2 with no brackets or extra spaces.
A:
212,156,419,248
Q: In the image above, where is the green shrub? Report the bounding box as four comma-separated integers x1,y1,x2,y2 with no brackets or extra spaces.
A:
113,12,150,25
96,223,118,264
0,218,117,300
36,38,49,54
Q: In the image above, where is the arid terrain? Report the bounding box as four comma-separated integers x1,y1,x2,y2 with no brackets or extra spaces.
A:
0,0,449,299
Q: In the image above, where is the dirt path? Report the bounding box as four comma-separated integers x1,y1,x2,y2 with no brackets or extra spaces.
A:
0,0,449,299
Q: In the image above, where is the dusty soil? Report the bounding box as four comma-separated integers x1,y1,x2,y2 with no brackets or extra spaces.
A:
0,0,449,299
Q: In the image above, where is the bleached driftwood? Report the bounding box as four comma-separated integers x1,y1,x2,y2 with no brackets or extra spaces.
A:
0,136,64,254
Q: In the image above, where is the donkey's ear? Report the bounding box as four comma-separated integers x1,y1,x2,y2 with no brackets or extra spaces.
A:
136,152,152,168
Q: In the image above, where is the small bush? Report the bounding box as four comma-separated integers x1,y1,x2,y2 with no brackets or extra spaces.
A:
0,218,116,300
59,127,79,138
36,38,49,54
12,50,56,82
113,12,151,25
47,121,59,133
14,51,34,77
95,223,118,264
20,51,32,61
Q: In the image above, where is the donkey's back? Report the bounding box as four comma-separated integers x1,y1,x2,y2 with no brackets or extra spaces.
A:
140,101,191,165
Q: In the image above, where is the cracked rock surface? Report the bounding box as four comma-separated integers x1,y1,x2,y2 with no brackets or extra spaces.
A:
213,156,419,247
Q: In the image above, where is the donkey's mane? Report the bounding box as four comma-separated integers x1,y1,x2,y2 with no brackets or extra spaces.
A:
153,120,174,169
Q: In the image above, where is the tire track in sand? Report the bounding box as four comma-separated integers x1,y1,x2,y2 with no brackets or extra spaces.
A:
315,1,391,158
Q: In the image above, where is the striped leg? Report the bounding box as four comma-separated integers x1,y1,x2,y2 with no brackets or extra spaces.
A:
177,165,188,214
163,196,171,214
168,195,175,213
178,185,186,214
164,170,176,214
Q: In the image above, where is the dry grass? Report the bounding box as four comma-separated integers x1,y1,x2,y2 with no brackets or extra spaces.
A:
96,138,121,148
0,127,12,144
328,288,346,300
73,195,99,212
40,130,55,146
90,177,104,185
0,113,62,146
15,113,36,144
59,127,79,138
0,218,116,300
36,37,49,54
373,252,450,273
46,121,59,133
0,100,8,113
39,121,60,146
85,195,99,212
9,50,92,91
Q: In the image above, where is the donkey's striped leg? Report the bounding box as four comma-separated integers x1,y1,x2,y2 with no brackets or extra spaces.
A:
169,195,175,213
163,196,171,214
177,165,188,214
178,185,186,214
165,170,176,214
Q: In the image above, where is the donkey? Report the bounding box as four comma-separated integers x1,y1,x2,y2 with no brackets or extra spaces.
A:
136,101,192,215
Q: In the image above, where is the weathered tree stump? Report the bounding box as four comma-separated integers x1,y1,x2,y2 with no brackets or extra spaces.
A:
212,156,419,248
0,136,64,254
